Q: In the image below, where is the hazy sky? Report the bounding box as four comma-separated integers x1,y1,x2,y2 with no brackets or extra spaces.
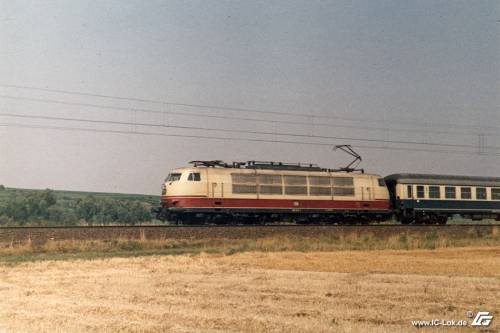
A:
0,0,499,194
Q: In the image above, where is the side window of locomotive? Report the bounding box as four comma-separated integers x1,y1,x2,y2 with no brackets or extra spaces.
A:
491,188,500,200
429,186,440,199
445,187,456,199
407,185,413,198
460,187,471,199
187,173,201,181
377,178,385,187
284,175,307,195
416,185,425,198
231,173,257,194
258,174,283,195
332,177,355,196
166,173,182,182
309,176,331,196
476,187,487,200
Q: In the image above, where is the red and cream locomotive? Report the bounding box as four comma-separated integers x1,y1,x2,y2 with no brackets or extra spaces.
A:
158,160,391,224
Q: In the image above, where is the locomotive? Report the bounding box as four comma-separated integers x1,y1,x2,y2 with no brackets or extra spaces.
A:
157,159,500,225
158,160,391,224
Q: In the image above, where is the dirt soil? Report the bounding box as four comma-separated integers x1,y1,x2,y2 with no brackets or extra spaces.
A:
0,247,498,333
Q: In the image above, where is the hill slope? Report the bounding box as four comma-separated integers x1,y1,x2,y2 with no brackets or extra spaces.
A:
0,186,160,225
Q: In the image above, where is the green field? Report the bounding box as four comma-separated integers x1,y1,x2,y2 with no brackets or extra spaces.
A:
0,187,158,205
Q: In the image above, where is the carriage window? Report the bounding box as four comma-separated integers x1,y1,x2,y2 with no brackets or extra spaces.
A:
476,187,487,200
429,186,440,199
378,178,385,186
492,188,500,200
407,185,413,198
445,187,456,199
461,187,471,199
165,173,182,182
416,185,425,198
187,173,201,181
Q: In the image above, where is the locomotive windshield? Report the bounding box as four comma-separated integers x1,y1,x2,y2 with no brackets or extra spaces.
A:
165,173,182,182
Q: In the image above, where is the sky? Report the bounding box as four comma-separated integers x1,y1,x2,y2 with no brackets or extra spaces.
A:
0,0,499,195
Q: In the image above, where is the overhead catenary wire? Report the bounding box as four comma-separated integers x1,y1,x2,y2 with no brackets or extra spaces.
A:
1,94,498,138
1,111,499,151
1,121,499,157
1,82,499,132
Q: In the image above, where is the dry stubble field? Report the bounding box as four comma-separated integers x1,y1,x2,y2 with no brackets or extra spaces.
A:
0,246,499,333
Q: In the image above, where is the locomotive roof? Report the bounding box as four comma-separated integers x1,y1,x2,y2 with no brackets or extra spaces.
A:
188,160,364,173
172,166,381,177
384,173,500,187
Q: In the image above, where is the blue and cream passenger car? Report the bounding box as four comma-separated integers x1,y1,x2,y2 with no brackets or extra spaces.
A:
384,174,500,224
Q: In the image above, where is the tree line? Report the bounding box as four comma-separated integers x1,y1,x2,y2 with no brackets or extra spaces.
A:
0,188,153,226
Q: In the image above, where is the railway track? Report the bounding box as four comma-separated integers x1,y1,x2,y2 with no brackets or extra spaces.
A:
0,224,497,245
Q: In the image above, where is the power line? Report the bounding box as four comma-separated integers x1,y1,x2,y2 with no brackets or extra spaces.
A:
0,121,499,157
1,111,499,151
1,94,498,138
1,82,499,132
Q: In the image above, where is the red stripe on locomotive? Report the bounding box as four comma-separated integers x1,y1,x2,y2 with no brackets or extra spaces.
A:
162,196,390,210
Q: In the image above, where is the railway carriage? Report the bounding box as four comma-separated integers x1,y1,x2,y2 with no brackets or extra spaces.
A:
158,161,391,224
384,174,500,224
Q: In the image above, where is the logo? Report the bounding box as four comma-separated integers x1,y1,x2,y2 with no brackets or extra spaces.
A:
471,312,493,327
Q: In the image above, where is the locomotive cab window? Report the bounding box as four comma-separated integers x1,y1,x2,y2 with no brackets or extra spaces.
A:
165,173,182,182
187,173,201,181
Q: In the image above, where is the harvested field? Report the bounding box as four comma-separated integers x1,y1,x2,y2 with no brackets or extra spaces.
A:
1,225,499,264
0,247,498,333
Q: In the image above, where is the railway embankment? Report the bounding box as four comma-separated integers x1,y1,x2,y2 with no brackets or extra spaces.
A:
0,224,497,245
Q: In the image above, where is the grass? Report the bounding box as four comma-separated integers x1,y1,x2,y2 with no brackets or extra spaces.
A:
1,226,498,264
